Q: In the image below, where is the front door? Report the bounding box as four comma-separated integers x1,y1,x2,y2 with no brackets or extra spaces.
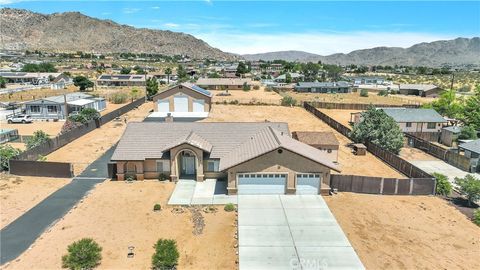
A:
182,156,195,175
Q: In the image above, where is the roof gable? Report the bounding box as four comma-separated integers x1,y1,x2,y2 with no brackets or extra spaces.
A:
381,108,446,123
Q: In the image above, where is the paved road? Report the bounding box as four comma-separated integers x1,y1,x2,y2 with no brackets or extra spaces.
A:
0,146,115,265
238,195,364,270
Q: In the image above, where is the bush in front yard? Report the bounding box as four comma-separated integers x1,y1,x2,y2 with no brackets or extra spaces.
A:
153,203,162,211
62,238,102,270
360,89,369,97
152,239,179,270
224,203,236,212
473,209,480,226
433,172,452,196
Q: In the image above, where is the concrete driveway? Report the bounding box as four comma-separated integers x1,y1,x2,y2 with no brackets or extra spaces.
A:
167,179,237,205
411,160,480,185
238,195,364,270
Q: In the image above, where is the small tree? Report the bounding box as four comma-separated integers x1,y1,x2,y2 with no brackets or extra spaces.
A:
131,87,139,99
120,67,131,74
350,107,404,154
285,73,292,84
0,145,21,171
360,89,369,97
165,67,172,84
0,76,6,88
473,209,480,226
25,130,50,150
455,174,480,206
152,239,179,270
432,172,452,196
242,82,251,91
73,76,94,91
62,238,102,270
281,95,297,106
458,125,478,140
146,77,159,98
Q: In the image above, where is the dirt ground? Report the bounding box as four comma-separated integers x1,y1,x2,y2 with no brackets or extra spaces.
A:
203,104,404,178
46,103,152,175
2,181,237,270
210,87,283,105
2,121,64,136
0,173,71,229
318,109,362,127
399,147,440,161
325,193,480,270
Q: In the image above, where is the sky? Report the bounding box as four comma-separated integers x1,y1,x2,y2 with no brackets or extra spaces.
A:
1,1,479,55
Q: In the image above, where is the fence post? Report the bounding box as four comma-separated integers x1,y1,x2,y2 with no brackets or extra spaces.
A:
380,178,384,194
394,179,399,194
409,178,413,195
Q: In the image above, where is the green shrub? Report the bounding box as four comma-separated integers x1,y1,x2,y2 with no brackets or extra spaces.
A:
224,203,236,212
242,82,251,91
110,93,128,104
433,173,452,196
0,144,21,170
152,239,179,270
360,89,369,97
25,130,50,150
473,209,480,226
455,174,480,206
229,100,239,105
62,238,102,270
377,90,388,96
158,173,169,181
253,85,260,90
281,95,297,106
153,203,162,211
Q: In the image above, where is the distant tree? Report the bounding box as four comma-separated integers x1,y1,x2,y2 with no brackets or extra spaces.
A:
236,62,249,77
461,85,480,130
25,130,50,150
0,76,6,88
73,76,94,91
350,107,404,154
62,238,102,270
120,67,131,74
146,77,159,98
164,67,172,84
323,64,343,80
422,89,463,119
207,72,221,78
281,95,297,106
285,73,292,84
177,65,188,82
458,125,478,140
455,174,480,206
133,65,146,74
21,63,57,72
0,145,21,171
283,62,295,72
242,82,251,91
302,62,321,81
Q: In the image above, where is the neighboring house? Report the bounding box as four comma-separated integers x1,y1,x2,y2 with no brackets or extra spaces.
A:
350,108,447,133
399,84,442,97
0,72,64,85
353,77,385,86
148,71,178,83
50,73,73,90
222,64,238,78
110,122,340,195
458,139,480,172
292,131,340,162
96,74,146,87
440,126,462,147
196,78,253,90
24,92,106,120
294,81,351,93
0,129,19,144
148,83,212,122
274,73,304,83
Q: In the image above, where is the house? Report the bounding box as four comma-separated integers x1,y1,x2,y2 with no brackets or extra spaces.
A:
294,81,351,93
24,92,106,120
110,122,340,195
274,73,304,83
50,73,73,90
148,70,178,84
399,84,442,97
0,129,19,144
148,83,212,122
96,74,146,87
440,126,462,147
0,72,64,85
353,77,385,86
292,131,339,162
458,139,480,172
196,78,253,90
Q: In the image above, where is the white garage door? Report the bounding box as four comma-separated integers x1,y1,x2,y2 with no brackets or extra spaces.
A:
296,173,321,194
157,99,169,112
174,96,189,112
237,173,287,195
193,99,205,112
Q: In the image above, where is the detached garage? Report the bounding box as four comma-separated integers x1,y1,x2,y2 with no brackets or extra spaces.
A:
173,95,189,112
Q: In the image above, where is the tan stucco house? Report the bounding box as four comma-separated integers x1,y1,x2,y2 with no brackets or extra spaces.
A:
292,131,340,162
110,122,340,195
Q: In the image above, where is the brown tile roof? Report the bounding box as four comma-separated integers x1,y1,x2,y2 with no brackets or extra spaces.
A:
292,131,339,146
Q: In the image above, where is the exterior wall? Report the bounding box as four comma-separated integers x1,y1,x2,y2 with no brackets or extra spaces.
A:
152,85,212,112
169,144,205,182
310,145,339,162
226,148,332,195
440,131,458,147
25,103,66,120
397,122,442,133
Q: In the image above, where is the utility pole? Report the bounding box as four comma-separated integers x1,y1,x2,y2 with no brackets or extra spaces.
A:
450,73,455,90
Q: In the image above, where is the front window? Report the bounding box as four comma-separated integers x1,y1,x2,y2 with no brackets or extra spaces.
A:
47,105,58,113
427,122,436,129
30,105,40,113
406,122,412,127
207,160,219,172
156,160,170,172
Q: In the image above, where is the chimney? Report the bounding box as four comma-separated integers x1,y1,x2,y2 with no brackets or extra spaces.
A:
165,113,173,122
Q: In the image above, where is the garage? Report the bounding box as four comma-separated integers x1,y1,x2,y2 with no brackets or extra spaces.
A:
193,99,205,112
237,173,287,195
173,95,188,112
157,99,169,112
296,173,321,194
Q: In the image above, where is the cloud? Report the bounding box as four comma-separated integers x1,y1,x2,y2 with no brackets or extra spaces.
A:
122,7,141,14
195,31,457,55
164,23,180,28
151,6,160,10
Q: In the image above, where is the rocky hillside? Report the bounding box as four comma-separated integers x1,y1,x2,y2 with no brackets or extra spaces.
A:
243,37,480,67
0,8,236,60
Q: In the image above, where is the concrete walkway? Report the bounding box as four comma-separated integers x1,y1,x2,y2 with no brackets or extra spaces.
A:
0,146,115,265
411,160,480,186
238,195,364,270
168,179,237,205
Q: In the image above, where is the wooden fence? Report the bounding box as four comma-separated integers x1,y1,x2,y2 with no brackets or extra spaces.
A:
405,133,472,172
307,101,419,110
9,160,73,178
331,174,436,195
405,131,440,142
304,102,435,180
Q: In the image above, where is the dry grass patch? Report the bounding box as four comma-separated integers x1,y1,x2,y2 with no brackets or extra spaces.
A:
0,174,71,228
3,181,237,270
210,87,283,105
325,193,480,270
287,91,429,105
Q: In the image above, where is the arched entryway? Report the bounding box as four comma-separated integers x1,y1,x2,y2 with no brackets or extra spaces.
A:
176,149,197,180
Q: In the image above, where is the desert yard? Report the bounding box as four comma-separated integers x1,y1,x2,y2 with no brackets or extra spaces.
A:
2,181,237,270
0,174,71,229
325,192,480,270
210,87,283,105
46,103,152,175
203,104,404,178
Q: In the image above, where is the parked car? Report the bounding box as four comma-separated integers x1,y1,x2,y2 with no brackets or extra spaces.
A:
7,114,32,124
